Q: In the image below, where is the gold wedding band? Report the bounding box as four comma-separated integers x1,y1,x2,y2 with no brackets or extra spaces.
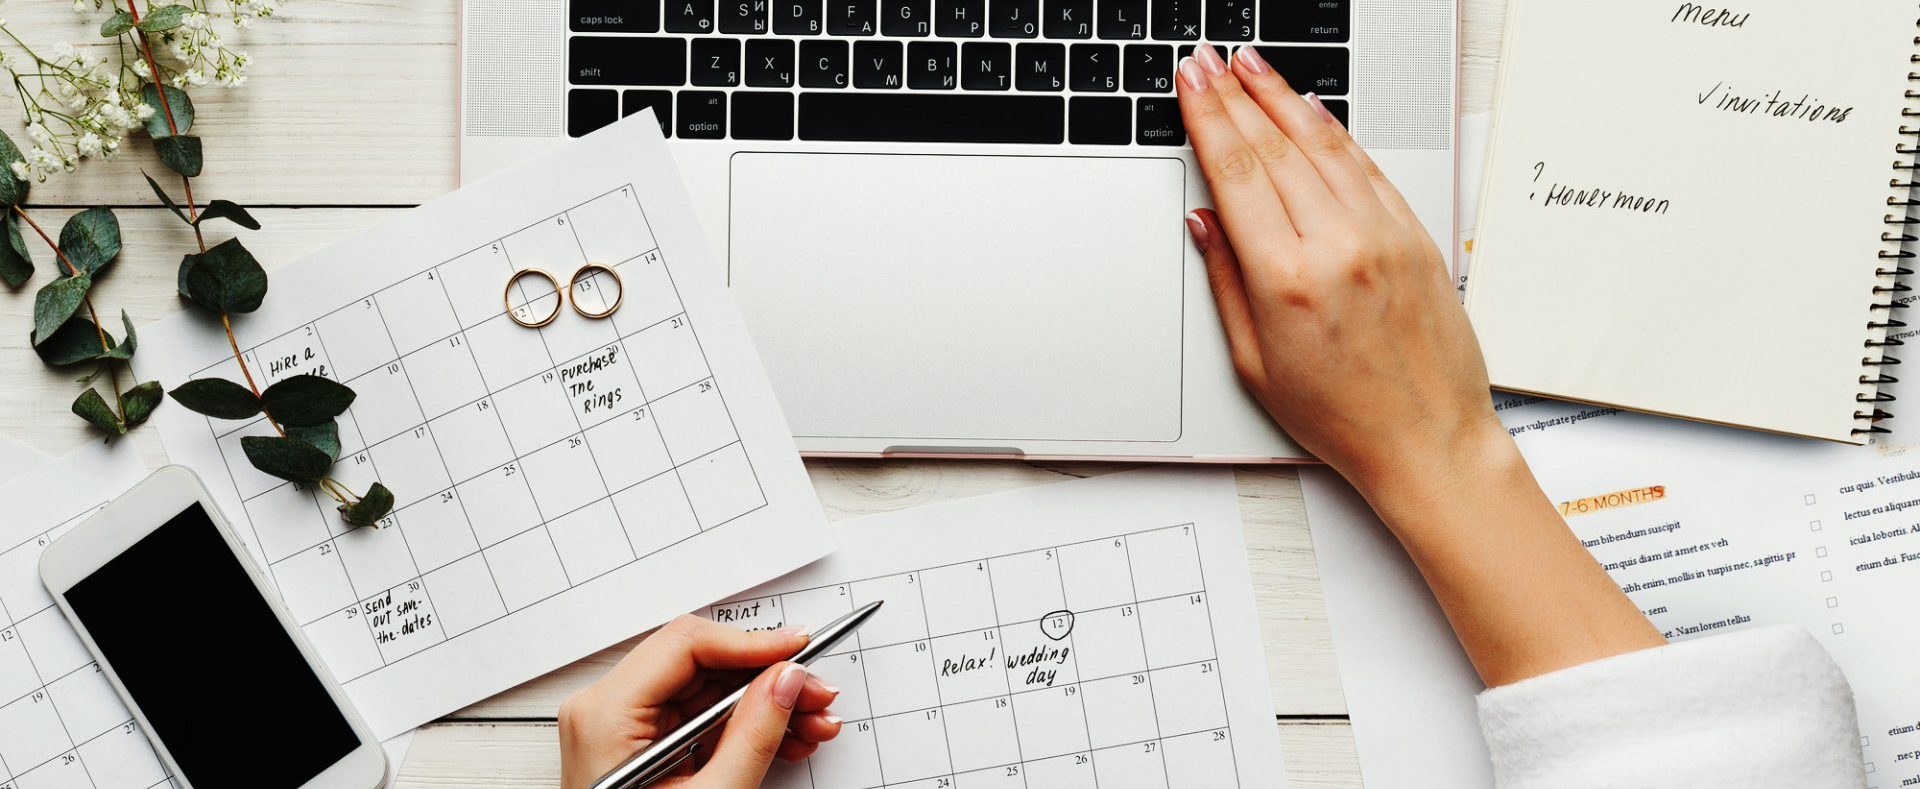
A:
505,267,563,328
570,263,624,320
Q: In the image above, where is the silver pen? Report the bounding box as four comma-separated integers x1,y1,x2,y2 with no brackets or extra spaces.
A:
586,600,886,789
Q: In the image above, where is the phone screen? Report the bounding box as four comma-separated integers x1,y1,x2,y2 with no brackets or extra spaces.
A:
64,502,363,789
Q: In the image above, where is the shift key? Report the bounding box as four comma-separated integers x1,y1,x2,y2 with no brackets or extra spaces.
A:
571,36,687,85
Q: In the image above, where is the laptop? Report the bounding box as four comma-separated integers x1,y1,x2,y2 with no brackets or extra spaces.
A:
457,0,1457,462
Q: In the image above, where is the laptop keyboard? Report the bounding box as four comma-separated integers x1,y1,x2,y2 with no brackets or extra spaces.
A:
564,0,1350,145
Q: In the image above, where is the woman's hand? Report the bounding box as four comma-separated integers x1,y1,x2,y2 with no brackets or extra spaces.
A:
1177,44,1665,686
559,616,843,789
1175,43,1502,499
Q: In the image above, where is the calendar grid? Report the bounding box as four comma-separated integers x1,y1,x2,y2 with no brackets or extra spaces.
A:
1189,528,1244,785
182,185,772,692
711,522,1239,789
0,504,175,789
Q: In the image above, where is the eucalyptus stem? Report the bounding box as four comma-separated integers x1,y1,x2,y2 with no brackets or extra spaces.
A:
13,204,125,421
118,1,207,253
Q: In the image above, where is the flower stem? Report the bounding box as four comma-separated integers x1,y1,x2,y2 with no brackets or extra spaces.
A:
14,205,125,421
117,1,207,252
219,311,284,437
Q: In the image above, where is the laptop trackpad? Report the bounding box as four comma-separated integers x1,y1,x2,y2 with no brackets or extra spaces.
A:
729,153,1186,444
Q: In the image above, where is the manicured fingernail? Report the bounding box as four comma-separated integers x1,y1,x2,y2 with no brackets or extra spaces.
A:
1236,45,1269,74
823,714,843,725
1195,43,1227,75
772,664,807,710
1184,211,1208,250
1178,57,1209,92
773,625,810,638
1304,92,1336,125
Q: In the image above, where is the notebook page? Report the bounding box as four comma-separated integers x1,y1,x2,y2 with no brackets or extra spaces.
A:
1465,1,1916,442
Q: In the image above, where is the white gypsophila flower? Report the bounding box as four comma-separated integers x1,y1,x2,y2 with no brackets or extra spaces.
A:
8,161,26,181
49,42,72,61
130,58,150,79
134,103,154,120
75,133,100,156
185,11,208,29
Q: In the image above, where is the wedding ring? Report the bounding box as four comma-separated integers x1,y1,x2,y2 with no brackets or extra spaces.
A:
505,267,563,328
569,263,624,319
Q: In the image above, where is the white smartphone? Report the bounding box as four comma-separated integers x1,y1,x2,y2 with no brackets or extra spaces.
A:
38,465,389,789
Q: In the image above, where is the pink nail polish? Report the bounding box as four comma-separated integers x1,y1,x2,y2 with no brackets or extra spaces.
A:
1236,45,1269,74
1178,57,1209,92
1304,92,1336,125
1195,43,1228,75
772,664,808,710
1184,211,1208,250
773,624,811,638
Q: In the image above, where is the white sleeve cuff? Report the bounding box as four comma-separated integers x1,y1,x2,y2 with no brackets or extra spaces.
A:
1476,624,1865,789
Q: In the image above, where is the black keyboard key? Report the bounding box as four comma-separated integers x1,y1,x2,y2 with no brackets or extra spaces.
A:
1043,0,1092,38
1319,97,1348,128
855,41,905,87
621,89,674,136
677,91,727,138
831,0,877,34
991,0,1040,37
1135,96,1183,144
1151,0,1198,40
1068,96,1128,144
937,0,986,37
801,40,851,87
1097,0,1145,39
572,0,660,32
691,38,742,86
908,41,958,88
1260,0,1347,42
798,93,1064,142
883,0,932,34
1123,43,1171,93
746,39,796,86
571,36,686,86
666,0,717,31
568,88,618,137
1253,45,1349,95
775,0,823,33
1207,0,1252,40
1015,43,1065,91
721,0,770,33
961,42,1012,89
732,92,795,139
1070,43,1118,91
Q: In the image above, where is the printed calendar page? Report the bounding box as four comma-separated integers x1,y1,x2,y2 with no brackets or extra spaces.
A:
142,115,833,737
707,468,1287,789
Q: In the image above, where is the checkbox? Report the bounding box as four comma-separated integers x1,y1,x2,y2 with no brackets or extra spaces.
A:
1822,570,1834,582
1828,596,1840,608
1833,623,1846,635
1816,546,1829,558
1805,494,1818,505
1811,520,1824,532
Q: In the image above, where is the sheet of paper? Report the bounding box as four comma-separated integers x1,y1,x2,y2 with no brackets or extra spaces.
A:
1304,397,1920,787
0,435,48,486
703,468,1286,789
140,113,834,737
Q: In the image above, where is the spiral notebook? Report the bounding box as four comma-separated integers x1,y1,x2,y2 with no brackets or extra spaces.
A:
1464,1,1919,444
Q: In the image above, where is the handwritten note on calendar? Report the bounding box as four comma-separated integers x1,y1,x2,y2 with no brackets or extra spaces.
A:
141,114,834,737
708,469,1287,789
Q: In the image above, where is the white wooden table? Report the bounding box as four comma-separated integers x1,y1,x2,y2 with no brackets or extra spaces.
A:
0,1,1509,784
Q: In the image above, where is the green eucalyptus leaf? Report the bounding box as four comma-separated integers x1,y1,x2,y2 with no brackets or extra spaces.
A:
194,200,260,230
141,84,193,139
260,374,356,427
72,388,126,435
58,207,120,276
180,238,267,314
103,310,137,360
144,172,189,225
153,134,202,177
241,435,331,485
136,5,193,32
32,273,92,346
0,129,30,207
100,10,134,37
33,318,115,366
120,381,163,427
0,212,30,288
167,377,261,419
341,482,395,528
287,421,342,462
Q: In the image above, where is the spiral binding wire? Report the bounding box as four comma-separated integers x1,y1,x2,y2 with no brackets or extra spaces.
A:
1860,32,1920,437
